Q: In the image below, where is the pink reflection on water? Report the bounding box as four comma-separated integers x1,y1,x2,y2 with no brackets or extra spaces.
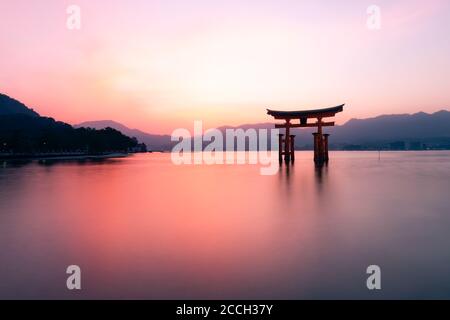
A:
1,151,450,299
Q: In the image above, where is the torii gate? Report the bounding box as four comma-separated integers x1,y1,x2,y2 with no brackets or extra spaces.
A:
267,104,344,165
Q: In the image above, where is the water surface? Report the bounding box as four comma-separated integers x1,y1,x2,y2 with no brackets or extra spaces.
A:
1,151,450,299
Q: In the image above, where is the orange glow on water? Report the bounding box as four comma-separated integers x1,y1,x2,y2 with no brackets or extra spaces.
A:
2,152,450,298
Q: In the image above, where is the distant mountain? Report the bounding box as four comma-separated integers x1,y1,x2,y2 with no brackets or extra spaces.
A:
210,111,447,150
0,93,40,117
0,93,141,155
317,110,450,149
263,110,450,149
76,110,450,151
75,120,173,151
333,111,450,143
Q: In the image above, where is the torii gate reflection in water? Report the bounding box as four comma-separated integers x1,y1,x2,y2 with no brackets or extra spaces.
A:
267,104,344,165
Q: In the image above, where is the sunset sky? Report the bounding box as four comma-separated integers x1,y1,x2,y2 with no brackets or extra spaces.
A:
1,0,449,134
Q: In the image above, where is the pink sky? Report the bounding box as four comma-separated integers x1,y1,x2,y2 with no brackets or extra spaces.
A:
1,0,449,134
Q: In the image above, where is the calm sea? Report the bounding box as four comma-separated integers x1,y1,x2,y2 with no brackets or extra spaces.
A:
1,151,449,299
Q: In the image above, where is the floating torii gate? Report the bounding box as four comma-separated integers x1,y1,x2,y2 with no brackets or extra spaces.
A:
267,104,344,165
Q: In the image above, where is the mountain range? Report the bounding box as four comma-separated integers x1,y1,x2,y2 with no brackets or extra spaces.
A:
0,94,39,117
75,120,172,151
77,110,450,151
0,93,141,155
2,92,450,151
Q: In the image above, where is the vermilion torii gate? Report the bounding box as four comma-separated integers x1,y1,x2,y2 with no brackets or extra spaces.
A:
267,104,344,165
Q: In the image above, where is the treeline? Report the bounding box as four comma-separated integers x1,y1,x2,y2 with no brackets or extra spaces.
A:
0,114,143,154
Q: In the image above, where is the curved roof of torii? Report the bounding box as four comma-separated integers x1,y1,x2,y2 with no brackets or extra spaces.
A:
267,104,344,119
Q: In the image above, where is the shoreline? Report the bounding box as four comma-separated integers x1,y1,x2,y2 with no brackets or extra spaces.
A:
0,152,131,161
1,149,448,161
